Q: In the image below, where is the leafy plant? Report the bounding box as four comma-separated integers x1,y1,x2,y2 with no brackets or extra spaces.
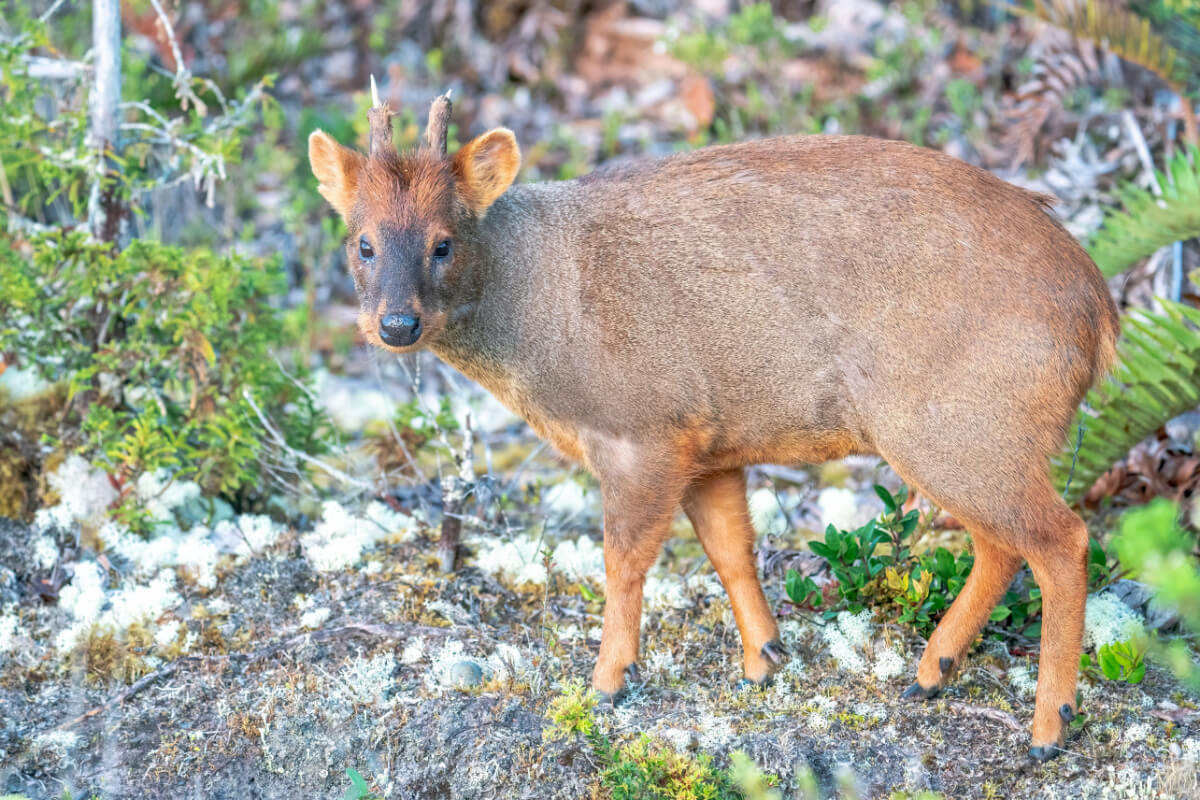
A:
1080,639,1148,684
1053,299,1200,503
1086,147,1200,279
786,484,1054,640
1110,498,1200,688
343,768,383,800
545,682,779,800
1018,0,1195,96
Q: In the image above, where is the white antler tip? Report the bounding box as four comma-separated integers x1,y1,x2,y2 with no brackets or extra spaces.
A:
370,74,381,108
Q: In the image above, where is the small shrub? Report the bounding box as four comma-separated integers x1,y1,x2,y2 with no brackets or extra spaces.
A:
0,231,329,516
785,484,1050,641
545,681,780,800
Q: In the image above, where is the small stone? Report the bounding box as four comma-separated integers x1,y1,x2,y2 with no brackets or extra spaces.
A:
450,660,483,688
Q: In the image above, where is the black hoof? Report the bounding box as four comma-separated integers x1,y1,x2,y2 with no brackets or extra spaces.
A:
900,682,939,701
624,663,642,685
1028,745,1062,763
939,656,954,675
1059,704,1075,724
596,687,627,708
761,640,789,667
736,674,773,691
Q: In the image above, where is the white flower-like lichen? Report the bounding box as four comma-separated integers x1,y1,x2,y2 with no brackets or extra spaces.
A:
0,605,18,655
696,715,736,751
551,536,605,584
301,500,417,573
487,643,529,682
1084,592,1144,651
817,487,880,532
299,606,331,629
37,455,118,531
400,636,425,665
1008,663,1038,698
155,619,182,649
30,730,79,764
821,610,873,674
135,469,202,525
55,564,180,652
336,653,396,707
470,532,549,586
427,639,471,689
872,648,906,682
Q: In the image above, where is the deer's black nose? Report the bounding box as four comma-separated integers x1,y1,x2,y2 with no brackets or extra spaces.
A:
379,314,421,347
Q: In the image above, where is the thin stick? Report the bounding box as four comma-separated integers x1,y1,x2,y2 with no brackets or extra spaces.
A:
241,387,374,491
944,700,1023,732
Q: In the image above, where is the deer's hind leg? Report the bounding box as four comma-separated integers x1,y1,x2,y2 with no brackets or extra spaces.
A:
903,534,1023,698
887,450,1088,760
682,469,783,684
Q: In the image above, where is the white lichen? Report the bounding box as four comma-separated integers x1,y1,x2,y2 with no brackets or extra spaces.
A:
134,469,202,526
541,480,590,517
427,639,471,688
301,500,417,573
32,533,58,569
872,648,906,682
336,653,396,706
470,532,549,586
400,636,425,665
486,643,529,682
36,455,118,531
299,606,331,629
821,609,873,674
644,647,681,679
748,487,785,535
696,715,736,751
154,619,182,649
0,605,18,655
1084,592,1144,651
30,730,79,764
1008,663,1038,698
551,536,605,584
816,486,879,532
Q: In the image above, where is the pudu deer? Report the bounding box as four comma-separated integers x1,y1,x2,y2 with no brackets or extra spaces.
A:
308,90,1118,761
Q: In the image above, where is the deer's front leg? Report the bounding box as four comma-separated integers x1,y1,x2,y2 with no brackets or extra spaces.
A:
587,440,689,701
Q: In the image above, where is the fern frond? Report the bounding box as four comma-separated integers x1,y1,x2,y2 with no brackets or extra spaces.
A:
1020,0,1189,91
1054,299,1200,503
1086,146,1200,277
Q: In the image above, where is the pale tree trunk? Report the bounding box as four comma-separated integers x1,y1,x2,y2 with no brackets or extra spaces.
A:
88,0,123,243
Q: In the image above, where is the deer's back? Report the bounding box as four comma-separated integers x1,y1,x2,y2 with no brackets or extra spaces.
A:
462,135,1118,470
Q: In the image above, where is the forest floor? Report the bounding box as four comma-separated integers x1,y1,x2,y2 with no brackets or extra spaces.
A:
3,408,1199,799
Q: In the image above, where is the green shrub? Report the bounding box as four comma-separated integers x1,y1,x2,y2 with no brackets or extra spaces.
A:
0,230,329,516
545,681,780,800
1110,499,1200,689
784,484,1077,641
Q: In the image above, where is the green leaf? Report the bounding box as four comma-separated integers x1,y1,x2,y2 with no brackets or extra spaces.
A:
874,484,897,513
1087,148,1200,278
345,768,370,800
1054,299,1200,502
989,605,1012,622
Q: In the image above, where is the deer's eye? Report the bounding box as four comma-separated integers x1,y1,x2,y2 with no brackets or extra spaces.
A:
432,239,451,260
359,236,375,260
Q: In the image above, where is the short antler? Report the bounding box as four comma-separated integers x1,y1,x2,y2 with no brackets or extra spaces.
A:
424,90,453,155
367,74,395,157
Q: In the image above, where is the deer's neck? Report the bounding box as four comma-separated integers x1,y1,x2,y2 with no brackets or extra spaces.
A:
432,183,590,460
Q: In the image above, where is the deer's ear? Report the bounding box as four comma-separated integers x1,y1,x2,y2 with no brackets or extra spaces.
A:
452,128,520,215
309,130,365,219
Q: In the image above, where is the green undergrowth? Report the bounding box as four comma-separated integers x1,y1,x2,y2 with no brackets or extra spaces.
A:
784,484,1115,643
545,682,781,800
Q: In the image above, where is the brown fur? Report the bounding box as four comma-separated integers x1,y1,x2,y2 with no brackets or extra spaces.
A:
309,110,1120,756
